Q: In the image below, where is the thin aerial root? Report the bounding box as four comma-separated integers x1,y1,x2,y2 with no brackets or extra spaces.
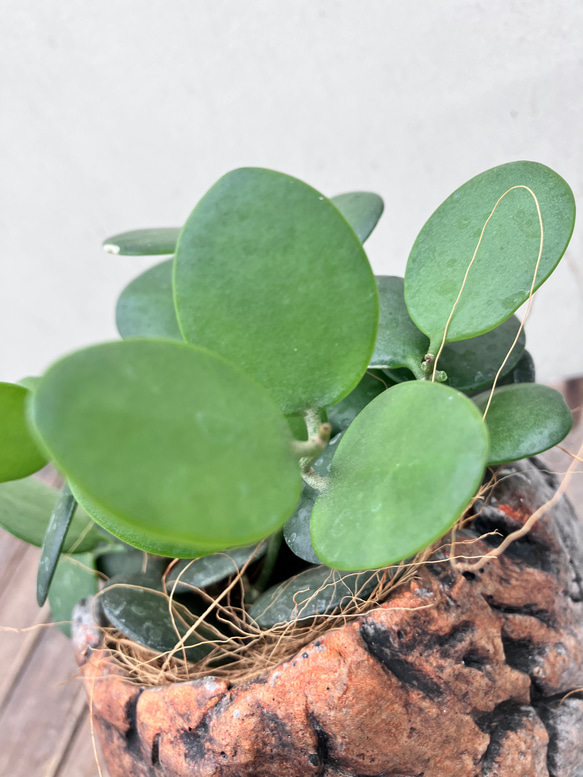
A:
432,185,544,390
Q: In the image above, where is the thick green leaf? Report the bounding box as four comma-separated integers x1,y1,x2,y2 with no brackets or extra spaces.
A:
49,553,98,638
0,476,102,550
96,542,168,580
249,565,383,628
174,168,379,414
37,484,77,605
116,259,182,340
405,162,575,352
99,571,213,658
102,228,181,256
0,382,48,482
472,383,572,465
437,315,526,391
69,481,221,559
327,371,392,435
166,542,267,593
331,192,384,243
17,376,41,392
283,432,343,564
31,340,302,554
508,350,536,384
370,277,429,377
311,381,489,570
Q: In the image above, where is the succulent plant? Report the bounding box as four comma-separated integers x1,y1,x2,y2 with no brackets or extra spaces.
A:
0,161,576,653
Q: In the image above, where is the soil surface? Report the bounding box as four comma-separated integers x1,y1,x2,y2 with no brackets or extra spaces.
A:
73,458,583,777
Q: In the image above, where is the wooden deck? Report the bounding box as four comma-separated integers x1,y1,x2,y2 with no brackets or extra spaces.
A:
1,378,582,777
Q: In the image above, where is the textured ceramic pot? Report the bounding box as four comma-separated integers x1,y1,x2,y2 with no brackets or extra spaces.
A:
73,459,583,777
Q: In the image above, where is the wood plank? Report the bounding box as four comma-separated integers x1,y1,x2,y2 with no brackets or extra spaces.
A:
0,539,52,709
0,529,30,600
0,627,87,777
56,708,111,777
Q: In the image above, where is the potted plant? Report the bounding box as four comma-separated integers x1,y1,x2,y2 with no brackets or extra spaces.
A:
1,161,583,776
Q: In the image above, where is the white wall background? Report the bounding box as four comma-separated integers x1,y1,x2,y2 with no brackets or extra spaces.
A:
1,0,582,383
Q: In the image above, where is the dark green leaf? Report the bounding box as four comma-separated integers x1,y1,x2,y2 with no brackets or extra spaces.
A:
166,542,267,593
0,382,48,482
49,553,98,638
0,476,102,550
331,192,384,243
437,315,526,391
249,565,383,628
508,350,536,384
116,259,182,340
370,277,429,377
96,543,167,580
174,168,379,414
327,370,392,435
283,433,343,564
37,484,78,605
102,228,181,256
99,571,213,658
472,383,572,465
311,381,489,570
31,340,302,554
405,161,575,352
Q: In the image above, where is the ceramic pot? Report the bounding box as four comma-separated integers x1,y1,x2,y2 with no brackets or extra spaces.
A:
73,459,583,777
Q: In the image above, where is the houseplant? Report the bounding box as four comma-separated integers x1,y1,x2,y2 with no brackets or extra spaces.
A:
1,160,583,775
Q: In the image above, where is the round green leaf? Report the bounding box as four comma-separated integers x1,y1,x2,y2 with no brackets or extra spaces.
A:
472,383,572,465
99,571,212,658
283,432,343,564
0,476,102,551
370,277,429,377
102,228,181,256
174,168,379,414
0,382,48,482
116,259,182,340
405,161,575,351
17,376,41,392
311,381,489,570
331,192,384,243
437,315,526,391
96,542,154,580
30,340,302,554
69,480,220,559
49,553,98,638
37,484,78,606
249,565,383,628
508,350,536,384
327,370,392,435
166,542,267,593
